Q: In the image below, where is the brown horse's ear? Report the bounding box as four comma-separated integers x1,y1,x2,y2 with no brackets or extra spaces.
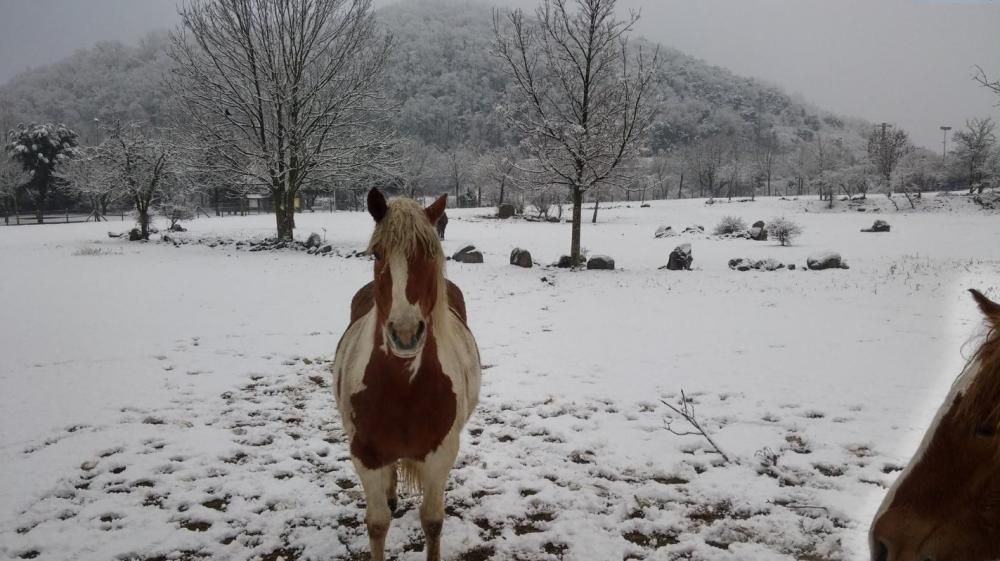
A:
425,194,447,225
368,188,387,223
970,289,1000,325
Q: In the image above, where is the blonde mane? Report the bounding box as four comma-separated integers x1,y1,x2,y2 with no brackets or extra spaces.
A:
368,198,445,268
955,323,1000,425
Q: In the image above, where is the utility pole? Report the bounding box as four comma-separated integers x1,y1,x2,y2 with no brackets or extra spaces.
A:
939,125,951,166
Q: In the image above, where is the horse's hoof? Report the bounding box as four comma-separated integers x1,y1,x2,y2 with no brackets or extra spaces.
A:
388,498,398,513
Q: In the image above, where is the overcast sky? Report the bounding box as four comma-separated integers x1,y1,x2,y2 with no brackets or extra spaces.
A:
0,0,997,148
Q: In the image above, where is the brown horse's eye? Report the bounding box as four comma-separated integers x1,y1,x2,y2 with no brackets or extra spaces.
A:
975,423,997,438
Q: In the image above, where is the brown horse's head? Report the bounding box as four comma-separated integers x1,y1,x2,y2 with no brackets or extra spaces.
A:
870,289,1000,561
366,188,448,359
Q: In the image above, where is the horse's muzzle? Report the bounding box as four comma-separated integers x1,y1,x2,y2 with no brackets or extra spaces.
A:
386,319,426,357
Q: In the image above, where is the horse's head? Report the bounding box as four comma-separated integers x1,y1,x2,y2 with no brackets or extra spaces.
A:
366,188,448,359
870,289,1000,561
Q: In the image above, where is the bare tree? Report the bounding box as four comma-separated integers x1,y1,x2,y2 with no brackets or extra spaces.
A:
953,117,997,194
168,0,394,239
96,121,178,239
975,66,1000,99
396,139,438,198
689,137,726,198
481,148,518,207
445,148,475,206
866,123,910,193
493,0,658,265
646,155,671,199
753,130,779,197
0,157,26,224
65,147,121,221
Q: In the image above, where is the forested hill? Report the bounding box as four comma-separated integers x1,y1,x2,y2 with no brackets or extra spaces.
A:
0,0,869,154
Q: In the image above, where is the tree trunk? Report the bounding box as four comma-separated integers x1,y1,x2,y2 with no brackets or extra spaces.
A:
274,188,295,239
138,201,150,240
678,173,684,199
591,191,600,224
570,187,583,265
498,178,506,206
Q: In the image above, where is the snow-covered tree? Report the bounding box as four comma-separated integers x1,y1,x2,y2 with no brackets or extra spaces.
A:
168,0,395,239
953,117,996,194
0,157,27,224
65,147,120,221
866,124,910,191
492,0,658,264
96,121,178,240
4,123,79,223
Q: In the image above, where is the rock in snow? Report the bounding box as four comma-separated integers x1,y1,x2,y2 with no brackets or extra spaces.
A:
654,225,675,238
509,248,532,268
453,245,484,264
665,244,693,271
807,251,849,270
586,255,615,270
861,220,890,233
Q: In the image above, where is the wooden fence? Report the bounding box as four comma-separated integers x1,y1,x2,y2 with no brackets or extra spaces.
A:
1,210,129,226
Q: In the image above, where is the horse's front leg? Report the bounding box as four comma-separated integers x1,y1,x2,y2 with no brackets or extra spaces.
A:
353,461,394,561
417,437,460,561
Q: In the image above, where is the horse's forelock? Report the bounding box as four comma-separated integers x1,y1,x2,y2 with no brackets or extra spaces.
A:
368,198,444,265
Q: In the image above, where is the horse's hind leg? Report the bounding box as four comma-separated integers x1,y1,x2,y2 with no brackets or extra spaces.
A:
387,463,398,513
416,440,459,561
353,462,394,561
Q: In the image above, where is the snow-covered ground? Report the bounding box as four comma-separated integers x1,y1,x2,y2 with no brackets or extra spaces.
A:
1,193,998,561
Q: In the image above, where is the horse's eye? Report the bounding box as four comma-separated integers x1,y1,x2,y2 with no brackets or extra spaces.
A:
975,423,997,438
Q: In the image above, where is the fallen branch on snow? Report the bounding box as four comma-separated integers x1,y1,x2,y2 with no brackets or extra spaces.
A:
661,390,731,464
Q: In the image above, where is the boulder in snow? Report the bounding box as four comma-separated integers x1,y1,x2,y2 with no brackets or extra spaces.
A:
586,255,615,270
510,248,533,268
453,245,484,264
861,220,890,233
654,225,675,238
498,204,516,219
665,244,693,271
807,251,849,270
748,220,768,241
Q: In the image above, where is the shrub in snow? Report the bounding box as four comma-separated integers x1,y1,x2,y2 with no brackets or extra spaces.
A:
769,217,803,246
713,216,746,236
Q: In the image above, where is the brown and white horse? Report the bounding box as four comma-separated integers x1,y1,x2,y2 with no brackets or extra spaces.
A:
870,289,1000,561
334,189,481,561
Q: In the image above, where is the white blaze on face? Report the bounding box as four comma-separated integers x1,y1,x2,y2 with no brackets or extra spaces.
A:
385,251,426,363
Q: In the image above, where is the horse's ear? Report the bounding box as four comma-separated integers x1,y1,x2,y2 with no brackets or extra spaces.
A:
368,188,387,223
970,289,1000,325
425,193,447,225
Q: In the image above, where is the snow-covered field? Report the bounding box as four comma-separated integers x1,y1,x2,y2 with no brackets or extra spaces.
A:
1,194,998,561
